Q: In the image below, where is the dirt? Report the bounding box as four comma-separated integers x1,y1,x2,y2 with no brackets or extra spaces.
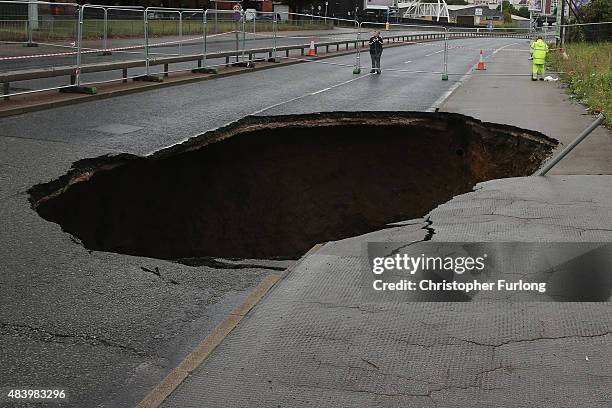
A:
28,112,558,260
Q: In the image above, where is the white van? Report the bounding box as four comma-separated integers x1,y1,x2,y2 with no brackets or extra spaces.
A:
244,8,256,21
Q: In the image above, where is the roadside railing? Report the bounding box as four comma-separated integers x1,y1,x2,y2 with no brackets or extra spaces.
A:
1,0,534,100
536,114,606,176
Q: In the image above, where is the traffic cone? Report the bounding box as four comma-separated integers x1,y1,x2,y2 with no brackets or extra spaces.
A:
309,38,316,56
476,49,486,70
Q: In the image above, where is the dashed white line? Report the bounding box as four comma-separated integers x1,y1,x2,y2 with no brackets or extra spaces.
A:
251,73,373,115
425,50,444,57
310,87,331,95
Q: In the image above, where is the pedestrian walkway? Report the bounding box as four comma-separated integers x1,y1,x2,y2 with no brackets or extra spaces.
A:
155,43,612,407
442,42,612,175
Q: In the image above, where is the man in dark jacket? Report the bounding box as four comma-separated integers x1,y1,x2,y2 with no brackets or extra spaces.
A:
369,31,383,74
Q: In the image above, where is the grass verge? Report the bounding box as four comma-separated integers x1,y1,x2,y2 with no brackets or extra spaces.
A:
549,41,612,126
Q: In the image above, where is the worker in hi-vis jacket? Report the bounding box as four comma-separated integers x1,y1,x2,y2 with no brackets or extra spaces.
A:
531,36,549,81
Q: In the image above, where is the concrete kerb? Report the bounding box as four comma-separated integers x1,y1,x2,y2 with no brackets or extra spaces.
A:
135,243,323,408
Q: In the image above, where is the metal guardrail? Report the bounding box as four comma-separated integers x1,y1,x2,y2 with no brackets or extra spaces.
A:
0,0,534,100
1,30,530,100
0,32,441,97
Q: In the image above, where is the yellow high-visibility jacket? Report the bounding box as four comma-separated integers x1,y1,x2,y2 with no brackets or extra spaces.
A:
532,39,549,65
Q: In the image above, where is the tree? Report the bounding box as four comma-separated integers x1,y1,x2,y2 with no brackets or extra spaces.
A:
503,9,512,23
516,7,530,18
567,0,612,42
497,1,517,15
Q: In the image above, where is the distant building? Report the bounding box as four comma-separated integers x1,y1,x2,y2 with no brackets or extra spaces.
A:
510,13,530,26
447,4,502,24
466,0,500,10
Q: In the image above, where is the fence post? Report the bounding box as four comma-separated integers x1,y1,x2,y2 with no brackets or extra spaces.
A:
103,8,108,52
192,9,216,73
203,10,207,65
24,0,38,47
353,21,361,74
235,13,239,62
144,10,150,76
442,27,448,81
242,11,246,63
58,5,96,93
133,8,162,81
179,11,183,56
75,5,84,86
98,7,111,56
272,12,278,61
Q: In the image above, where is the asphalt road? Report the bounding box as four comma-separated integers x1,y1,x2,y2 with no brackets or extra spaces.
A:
0,36,525,408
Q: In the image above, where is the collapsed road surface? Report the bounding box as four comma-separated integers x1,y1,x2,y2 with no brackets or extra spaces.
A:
29,112,556,260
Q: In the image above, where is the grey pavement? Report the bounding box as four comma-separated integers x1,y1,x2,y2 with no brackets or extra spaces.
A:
162,176,612,408
0,37,519,408
160,42,612,407
441,42,612,175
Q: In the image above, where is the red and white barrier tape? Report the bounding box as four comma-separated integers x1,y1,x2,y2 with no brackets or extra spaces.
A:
0,30,236,61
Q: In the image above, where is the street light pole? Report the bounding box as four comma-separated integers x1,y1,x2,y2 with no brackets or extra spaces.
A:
325,1,328,22
560,0,566,47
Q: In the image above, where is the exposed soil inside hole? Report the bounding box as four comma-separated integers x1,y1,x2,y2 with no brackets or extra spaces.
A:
28,112,557,260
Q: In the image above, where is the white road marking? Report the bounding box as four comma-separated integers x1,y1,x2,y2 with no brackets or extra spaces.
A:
251,74,373,115
404,60,412,64
310,87,331,95
425,50,444,57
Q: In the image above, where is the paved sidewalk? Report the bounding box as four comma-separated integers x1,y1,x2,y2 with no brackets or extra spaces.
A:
159,44,612,407
442,42,612,175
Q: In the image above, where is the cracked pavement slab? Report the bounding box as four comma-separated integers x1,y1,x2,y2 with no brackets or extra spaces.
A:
162,176,612,408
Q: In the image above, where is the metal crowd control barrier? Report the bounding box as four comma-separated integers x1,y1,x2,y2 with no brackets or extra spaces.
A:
1,30,450,99
0,0,79,92
0,1,553,101
73,4,145,91
201,9,243,73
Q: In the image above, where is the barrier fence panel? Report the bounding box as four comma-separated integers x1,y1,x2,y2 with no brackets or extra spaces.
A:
268,12,357,67
203,9,243,69
1,0,79,96
76,5,146,87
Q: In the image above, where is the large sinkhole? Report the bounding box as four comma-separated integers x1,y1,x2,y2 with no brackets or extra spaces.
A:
28,112,557,260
